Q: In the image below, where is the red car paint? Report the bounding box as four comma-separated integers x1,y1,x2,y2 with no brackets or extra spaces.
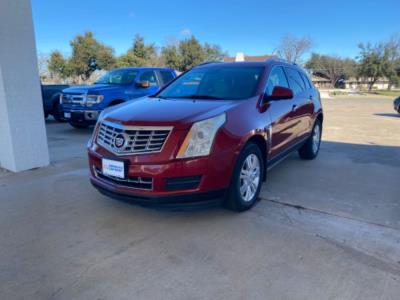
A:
87,60,323,205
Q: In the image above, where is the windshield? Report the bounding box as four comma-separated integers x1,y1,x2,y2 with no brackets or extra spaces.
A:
95,69,139,85
157,66,264,100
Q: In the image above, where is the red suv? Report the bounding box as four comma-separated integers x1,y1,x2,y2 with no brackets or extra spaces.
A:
88,60,323,211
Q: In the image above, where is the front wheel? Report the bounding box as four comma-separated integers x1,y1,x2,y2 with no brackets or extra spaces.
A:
52,101,66,122
298,120,322,160
225,143,264,212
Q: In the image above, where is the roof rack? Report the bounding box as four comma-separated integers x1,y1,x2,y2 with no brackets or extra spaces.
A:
195,61,224,67
267,57,297,65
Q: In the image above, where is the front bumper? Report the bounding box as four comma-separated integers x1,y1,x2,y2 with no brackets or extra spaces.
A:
88,145,236,205
64,110,100,125
91,180,226,207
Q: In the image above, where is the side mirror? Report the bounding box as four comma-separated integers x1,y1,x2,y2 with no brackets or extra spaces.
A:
264,86,293,101
136,81,150,88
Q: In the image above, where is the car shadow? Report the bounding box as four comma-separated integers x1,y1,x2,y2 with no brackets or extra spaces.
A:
321,140,400,167
374,113,399,118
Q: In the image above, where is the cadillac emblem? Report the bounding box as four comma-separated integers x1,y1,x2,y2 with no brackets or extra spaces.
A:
114,134,126,149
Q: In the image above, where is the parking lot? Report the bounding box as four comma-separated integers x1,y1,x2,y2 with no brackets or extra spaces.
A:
1,97,399,299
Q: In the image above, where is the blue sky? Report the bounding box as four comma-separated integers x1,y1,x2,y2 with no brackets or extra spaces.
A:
32,0,400,59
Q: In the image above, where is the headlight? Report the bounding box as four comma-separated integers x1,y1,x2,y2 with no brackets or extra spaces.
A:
59,94,64,104
177,114,226,158
86,94,104,106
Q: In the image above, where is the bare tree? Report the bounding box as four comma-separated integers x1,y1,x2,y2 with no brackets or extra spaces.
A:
306,53,356,88
276,34,313,64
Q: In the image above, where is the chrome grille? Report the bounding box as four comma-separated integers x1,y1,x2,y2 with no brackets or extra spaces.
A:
61,93,85,105
96,121,172,155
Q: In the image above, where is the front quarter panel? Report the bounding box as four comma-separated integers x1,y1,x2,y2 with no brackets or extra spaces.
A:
220,97,271,161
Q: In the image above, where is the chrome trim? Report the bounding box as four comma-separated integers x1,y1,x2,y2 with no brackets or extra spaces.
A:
101,120,173,132
93,166,153,191
61,93,86,105
96,121,173,156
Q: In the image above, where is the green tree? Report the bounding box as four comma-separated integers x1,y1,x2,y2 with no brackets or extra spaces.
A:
203,43,226,61
306,53,356,88
162,36,215,71
117,34,157,67
69,32,115,80
179,36,205,71
383,35,400,90
161,45,182,70
48,51,72,79
357,43,387,91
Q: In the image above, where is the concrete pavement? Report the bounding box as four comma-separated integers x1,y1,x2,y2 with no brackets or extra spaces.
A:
1,97,399,299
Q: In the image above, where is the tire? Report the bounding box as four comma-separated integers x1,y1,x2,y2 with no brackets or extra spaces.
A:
225,143,264,212
70,122,89,129
298,119,322,160
52,100,66,122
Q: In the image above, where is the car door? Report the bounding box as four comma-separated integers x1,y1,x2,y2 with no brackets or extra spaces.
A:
133,70,160,98
283,67,310,140
265,66,301,158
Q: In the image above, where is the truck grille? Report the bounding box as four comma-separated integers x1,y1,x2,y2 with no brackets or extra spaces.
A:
61,93,85,105
96,121,172,155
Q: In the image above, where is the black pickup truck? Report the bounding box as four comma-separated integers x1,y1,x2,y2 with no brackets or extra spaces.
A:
42,84,70,121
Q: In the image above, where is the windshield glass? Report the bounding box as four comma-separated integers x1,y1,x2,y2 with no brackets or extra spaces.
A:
158,66,264,100
95,69,139,85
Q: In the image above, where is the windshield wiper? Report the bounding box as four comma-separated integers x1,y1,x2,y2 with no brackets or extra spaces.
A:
170,94,225,100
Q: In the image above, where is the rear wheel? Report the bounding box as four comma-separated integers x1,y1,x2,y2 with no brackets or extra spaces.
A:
298,120,322,160
225,143,264,212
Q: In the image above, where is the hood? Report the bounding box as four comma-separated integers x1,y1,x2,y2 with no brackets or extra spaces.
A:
62,84,125,94
103,96,247,129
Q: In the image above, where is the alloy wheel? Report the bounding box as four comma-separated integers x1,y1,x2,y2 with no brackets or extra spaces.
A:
312,123,321,154
239,154,261,202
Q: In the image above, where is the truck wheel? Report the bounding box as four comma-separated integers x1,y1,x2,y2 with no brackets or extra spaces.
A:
298,120,322,160
70,122,89,129
52,101,66,122
225,143,264,212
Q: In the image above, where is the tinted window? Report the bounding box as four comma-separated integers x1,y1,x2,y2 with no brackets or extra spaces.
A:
95,69,139,85
285,68,306,95
159,71,175,85
139,71,158,86
158,66,264,100
265,67,289,95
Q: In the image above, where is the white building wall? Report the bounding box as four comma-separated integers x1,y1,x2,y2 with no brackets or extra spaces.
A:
0,0,50,172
